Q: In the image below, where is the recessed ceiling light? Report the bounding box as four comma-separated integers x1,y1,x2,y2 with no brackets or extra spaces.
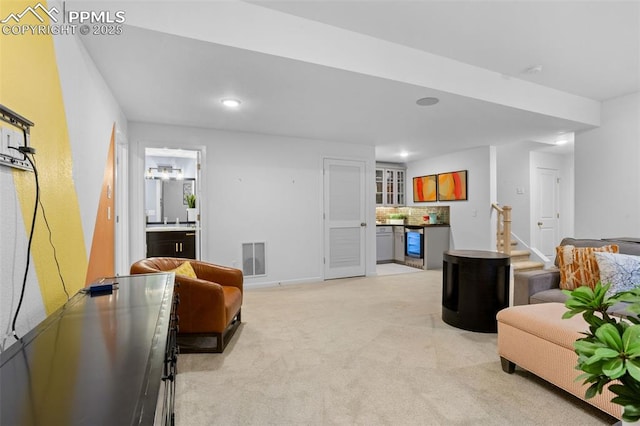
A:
221,99,241,108
416,97,439,106
400,151,409,158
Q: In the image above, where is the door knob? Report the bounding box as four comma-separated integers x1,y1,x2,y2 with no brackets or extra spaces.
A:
361,222,367,227
537,222,543,226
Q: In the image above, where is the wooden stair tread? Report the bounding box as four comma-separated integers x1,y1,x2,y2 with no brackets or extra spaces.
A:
512,260,545,272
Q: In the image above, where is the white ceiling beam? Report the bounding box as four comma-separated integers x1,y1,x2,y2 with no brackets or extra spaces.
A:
88,0,600,126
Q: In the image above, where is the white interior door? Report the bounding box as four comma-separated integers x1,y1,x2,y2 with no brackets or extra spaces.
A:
324,159,366,280
535,167,560,258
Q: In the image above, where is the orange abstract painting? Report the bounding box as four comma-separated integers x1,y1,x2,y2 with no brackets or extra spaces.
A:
413,175,437,202
438,170,467,201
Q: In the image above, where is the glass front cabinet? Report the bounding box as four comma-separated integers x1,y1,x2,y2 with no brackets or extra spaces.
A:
376,165,405,206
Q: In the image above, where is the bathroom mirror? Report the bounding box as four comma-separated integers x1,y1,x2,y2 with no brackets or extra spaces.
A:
145,178,195,224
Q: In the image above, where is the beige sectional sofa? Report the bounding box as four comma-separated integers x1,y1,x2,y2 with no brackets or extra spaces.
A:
497,303,621,419
498,237,640,420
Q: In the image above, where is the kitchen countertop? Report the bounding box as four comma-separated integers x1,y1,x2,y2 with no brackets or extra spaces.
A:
146,225,198,232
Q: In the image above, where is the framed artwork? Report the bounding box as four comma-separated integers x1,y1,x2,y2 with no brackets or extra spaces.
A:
413,175,437,202
183,181,194,205
438,170,467,201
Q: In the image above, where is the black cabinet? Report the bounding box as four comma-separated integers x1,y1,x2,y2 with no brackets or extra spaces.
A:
147,230,196,258
0,273,177,425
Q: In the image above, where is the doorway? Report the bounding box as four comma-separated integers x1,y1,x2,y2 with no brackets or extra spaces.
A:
144,148,201,259
534,167,560,259
323,158,366,280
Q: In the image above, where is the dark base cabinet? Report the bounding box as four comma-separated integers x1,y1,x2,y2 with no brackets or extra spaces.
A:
442,250,510,333
0,274,177,426
147,230,196,258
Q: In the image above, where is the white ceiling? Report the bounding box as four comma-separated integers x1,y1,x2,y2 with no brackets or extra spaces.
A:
251,0,640,102
80,1,639,163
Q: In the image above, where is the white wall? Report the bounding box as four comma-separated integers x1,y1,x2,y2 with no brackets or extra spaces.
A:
496,141,538,244
407,146,495,250
128,123,376,288
575,92,640,238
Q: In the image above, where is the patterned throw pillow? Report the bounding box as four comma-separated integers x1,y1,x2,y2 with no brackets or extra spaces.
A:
594,252,640,296
171,261,197,279
556,244,619,290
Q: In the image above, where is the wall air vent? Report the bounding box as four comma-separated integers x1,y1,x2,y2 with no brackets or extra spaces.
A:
242,242,266,277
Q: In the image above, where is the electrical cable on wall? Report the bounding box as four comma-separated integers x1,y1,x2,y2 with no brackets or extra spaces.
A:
9,146,39,340
32,156,70,301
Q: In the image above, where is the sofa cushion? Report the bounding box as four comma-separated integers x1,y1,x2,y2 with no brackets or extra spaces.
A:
594,252,640,296
556,244,618,290
530,288,568,304
555,238,640,266
497,303,586,350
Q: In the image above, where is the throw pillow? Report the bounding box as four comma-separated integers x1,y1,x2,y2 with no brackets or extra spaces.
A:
594,252,640,296
171,261,197,279
556,244,619,290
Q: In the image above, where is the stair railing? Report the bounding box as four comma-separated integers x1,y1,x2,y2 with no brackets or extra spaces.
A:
491,203,512,255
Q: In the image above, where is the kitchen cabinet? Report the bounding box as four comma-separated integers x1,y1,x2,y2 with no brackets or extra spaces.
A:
376,226,394,263
147,230,196,258
376,165,405,206
424,226,450,269
393,226,405,262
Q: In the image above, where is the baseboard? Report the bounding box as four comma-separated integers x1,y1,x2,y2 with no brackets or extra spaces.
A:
244,276,323,290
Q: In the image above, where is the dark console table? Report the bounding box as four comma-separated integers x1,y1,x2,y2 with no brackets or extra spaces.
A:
0,273,177,425
442,250,510,333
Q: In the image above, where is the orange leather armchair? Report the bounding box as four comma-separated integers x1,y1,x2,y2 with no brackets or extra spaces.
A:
130,257,243,353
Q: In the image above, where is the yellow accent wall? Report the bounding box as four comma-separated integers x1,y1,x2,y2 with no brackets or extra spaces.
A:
0,1,88,313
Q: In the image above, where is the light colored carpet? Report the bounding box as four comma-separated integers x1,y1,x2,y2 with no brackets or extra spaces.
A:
375,263,422,276
175,270,616,425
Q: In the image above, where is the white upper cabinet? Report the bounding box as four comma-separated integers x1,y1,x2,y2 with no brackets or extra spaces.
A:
376,165,405,206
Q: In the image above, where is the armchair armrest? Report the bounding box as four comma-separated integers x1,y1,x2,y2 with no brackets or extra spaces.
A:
174,275,227,333
191,261,243,294
513,268,560,306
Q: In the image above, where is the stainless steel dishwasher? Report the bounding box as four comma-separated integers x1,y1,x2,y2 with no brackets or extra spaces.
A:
376,226,393,263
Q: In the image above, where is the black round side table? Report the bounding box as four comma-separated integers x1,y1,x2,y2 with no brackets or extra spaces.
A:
441,250,510,333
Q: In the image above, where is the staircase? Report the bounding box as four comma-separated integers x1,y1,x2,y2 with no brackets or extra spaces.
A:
492,204,545,273
509,249,545,273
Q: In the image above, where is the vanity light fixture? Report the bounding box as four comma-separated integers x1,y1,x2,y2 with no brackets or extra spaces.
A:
221,98,241,108
147,165,183,180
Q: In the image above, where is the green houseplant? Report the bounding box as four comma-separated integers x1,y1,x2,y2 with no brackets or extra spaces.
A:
388,213,407,224
185,194,197,222
186,193,196,209
563,283,640,423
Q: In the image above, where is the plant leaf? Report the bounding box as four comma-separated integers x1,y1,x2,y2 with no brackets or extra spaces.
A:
602,357,625,379
627,359,640,382
595,323,623,351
